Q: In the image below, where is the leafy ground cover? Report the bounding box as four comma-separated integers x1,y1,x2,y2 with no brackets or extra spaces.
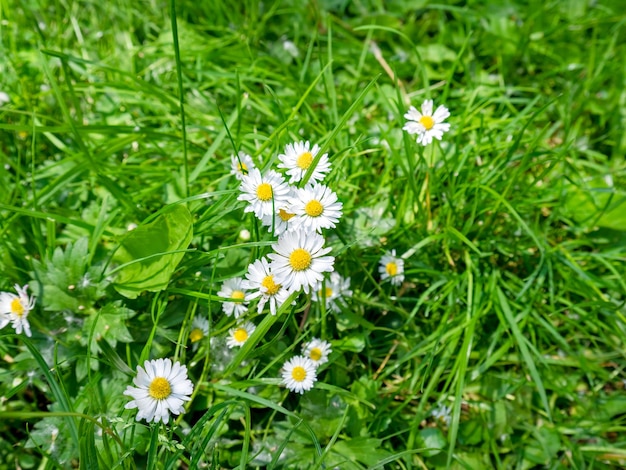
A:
1,0,626,468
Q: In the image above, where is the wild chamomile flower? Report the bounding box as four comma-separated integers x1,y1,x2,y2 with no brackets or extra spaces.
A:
403,99,450,146
217,277,249,318
230,151,256,180
238,168,291,219
379,250,405,286
226,321,256,349
0,284,36,337
268,230,334,294
281,355,317,394
302,338,332,367
289,183,343,233
189,316,209,345
124,358,194,424
277,140,331,184
312,272,352,313
242,257,291,315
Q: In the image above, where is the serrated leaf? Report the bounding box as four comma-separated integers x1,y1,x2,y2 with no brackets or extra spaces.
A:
112,205,193,298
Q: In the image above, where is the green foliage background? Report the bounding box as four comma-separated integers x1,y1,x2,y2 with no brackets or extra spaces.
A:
1,0,625,468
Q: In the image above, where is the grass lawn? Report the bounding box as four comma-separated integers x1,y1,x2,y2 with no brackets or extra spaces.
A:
1,0,626,468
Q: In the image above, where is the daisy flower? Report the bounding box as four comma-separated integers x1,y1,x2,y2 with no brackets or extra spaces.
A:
281,355,317,394
302,338,332,367
277,140,331,184
0,284,36,337
226,321,256,348
189,316,209,345
230,151,256,180
403,99,450,146
379,250,405,286
312,272,352,313
289,183,343,233
260,206,297,236
238,169,291,220
268,230,335,294
124,358,194,423
217,277,249,318
242,257,292,315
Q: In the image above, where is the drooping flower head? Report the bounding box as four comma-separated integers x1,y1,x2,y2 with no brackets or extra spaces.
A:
277,140,331,184
124,358,194,423
237,168,291,220
268,230,335,294
217,277,249,319
226,321,256,349
403,99,450,146
378,250,405,287
289,183,343,233
281,355,317,394
230,152,256,180
0,284,36,337
302,338,332,367
312,272,352,313
242,257,292,315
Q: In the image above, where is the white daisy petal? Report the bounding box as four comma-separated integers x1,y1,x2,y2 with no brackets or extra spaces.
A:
312,272,352,313
302,338,332,367
237,168,291,220
230,152,256,180
226,321,256,348
0,284,36,337
124,358,194,424
289,183,343,233
241,257,292,315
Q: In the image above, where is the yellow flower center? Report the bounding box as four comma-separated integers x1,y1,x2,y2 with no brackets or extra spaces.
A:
256,183,273,202
386,262,398,276
419,115,435,130
11,298,25,317
304,200,323,217
291,366,306,382
148,377,171,400
239,162,248,172
309,347,323,361
189,328,204,343
231,290,245,300
289,248,312,271
261,275,281,295
278,208,295,221
233,328,248,343
296,151,313,170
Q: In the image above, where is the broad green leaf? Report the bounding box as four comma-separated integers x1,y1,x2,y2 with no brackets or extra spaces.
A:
563,177,626,231
112,205,193,298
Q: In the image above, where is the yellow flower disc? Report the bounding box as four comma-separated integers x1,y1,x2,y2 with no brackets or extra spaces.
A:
296,152,313,170
189,328,204,343
304,200,323,217
278,208,295,221
148,377,172,400
386,262,398,276
309,347,323,361
289,249,312,271
262,275,281,295
233,328,248,343
231,290,245,300
291,366,306,382
256,183,273,201
419,115,435,130
11,298,24,317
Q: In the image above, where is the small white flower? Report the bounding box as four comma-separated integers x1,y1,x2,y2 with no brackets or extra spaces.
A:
312,272,352,312
302,338,332,367
268,230,334,294
230,152,256,180
277,140,331,184
124,358,194,423
217,277,249,318
431,404,452,426
0,284,36,337
242,257,292,315
260,206,298,236
189,316,209,345
226,321,256,348
379,250,405,286
238,169,291,219
281,355,317,394
289,183,343,233
403,99,450,146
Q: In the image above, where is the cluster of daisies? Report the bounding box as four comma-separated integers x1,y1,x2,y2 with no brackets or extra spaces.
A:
0,284,35,337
